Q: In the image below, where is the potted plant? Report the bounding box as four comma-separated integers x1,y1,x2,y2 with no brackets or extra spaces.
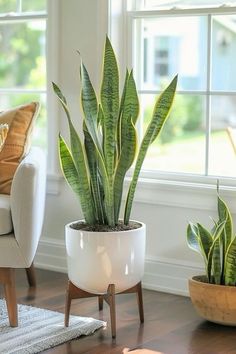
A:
53,37,177,336
187,184,236,326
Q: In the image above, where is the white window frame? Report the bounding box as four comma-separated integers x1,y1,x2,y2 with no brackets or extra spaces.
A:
0,0,60,194
46,0,61,194
109,1,236,191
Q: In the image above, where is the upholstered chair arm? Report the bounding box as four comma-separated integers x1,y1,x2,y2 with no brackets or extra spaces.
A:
10,148,46,267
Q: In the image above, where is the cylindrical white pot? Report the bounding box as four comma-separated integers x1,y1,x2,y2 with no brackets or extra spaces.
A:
65,221,146,294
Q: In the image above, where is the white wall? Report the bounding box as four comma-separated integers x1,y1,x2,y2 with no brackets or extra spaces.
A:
35,0,236,296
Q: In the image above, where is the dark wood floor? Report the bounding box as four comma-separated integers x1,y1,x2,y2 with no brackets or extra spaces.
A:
1,268,236,354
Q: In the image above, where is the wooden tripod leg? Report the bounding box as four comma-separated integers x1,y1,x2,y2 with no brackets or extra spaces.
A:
65,281,100,327
106,284,116,338
25,263,36,287
98,295,103,311
136,281,144,323
65,281,72,327
1,268,18,327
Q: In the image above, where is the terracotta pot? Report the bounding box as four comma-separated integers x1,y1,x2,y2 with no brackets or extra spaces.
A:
189,275,236,326
65,220,146,294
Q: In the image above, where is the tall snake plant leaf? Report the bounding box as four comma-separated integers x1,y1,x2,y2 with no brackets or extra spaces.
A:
54,79,116,225
101,36,119,180
197,223,213,267
208,220,225,284
83,123,105,223
97,105,105,153
224,236,236,286
81,62,102,155
187,222,201,254
84,116,115,226
81,63,114,223
53,83,90,187
59,135,96,224
113,71,139,222
52,82,69,118
124,75,178,224
212,238,221,284
210,217,218,235
118,70,129,156
53,82,97,225
113,115,137,223
207,221,225,283
119,70,139,157
218,195,233,252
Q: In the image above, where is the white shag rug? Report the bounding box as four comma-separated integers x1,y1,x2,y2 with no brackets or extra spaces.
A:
0,299,105,354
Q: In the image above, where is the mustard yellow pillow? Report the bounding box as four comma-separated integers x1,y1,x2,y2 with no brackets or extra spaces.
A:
0,102,40,194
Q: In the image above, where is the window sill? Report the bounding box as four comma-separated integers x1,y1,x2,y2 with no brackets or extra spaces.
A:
124,177,236,212
47,171,236,211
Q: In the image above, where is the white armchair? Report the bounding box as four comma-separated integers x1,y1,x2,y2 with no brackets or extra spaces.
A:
0,147,46,326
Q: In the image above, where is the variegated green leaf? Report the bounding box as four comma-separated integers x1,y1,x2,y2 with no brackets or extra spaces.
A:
114,115,137,223
101,36,119,180
124,75,178,224
52,82,67,105
118,70,129,156
187,222,201,253
59,134,96,224
120,70,129,115
210,217,218,235
122,70,139,125
83,123,104,224
120,71,139,150
225,236,236,286
218,195,233,251
212,237,221,284
54,82,97,224
207,221,225,283
81,63,102,154
52,82,70,121
197,223,213,262
97,105,105,152
83,117,115,226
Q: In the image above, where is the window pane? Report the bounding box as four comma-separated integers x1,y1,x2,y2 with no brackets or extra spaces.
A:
134,16,207,91
141,94,206,173
140,0,235,10
209,95,236,177
0,0,17,13
212,15,236,91
0,21,46,89
22,0,46,12
0,94,47,149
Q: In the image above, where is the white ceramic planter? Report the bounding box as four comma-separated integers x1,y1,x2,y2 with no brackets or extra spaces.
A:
65,221,146,294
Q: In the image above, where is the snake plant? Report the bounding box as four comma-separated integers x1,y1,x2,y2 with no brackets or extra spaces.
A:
53,37,177,227
187,189,236,286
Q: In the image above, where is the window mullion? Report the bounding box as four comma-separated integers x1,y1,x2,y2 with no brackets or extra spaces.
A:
16,0,22,13
131,16,144,143
205,14,212,176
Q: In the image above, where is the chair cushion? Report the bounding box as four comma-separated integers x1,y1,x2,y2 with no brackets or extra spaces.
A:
0,194,13,235
0,102,39,194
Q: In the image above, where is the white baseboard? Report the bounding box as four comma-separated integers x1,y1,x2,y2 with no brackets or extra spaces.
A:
35,237,67,273
35,238,204,296
143,256,204,296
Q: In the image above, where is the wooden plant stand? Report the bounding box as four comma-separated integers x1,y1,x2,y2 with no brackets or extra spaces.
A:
65,280,144,338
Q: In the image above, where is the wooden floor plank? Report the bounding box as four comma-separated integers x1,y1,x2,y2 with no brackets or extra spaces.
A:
0,268,236,354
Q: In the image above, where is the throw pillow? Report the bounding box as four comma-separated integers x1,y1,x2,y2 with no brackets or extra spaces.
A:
0,102,40,194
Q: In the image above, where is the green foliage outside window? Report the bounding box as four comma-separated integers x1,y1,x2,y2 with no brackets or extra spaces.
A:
0,0,47,148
